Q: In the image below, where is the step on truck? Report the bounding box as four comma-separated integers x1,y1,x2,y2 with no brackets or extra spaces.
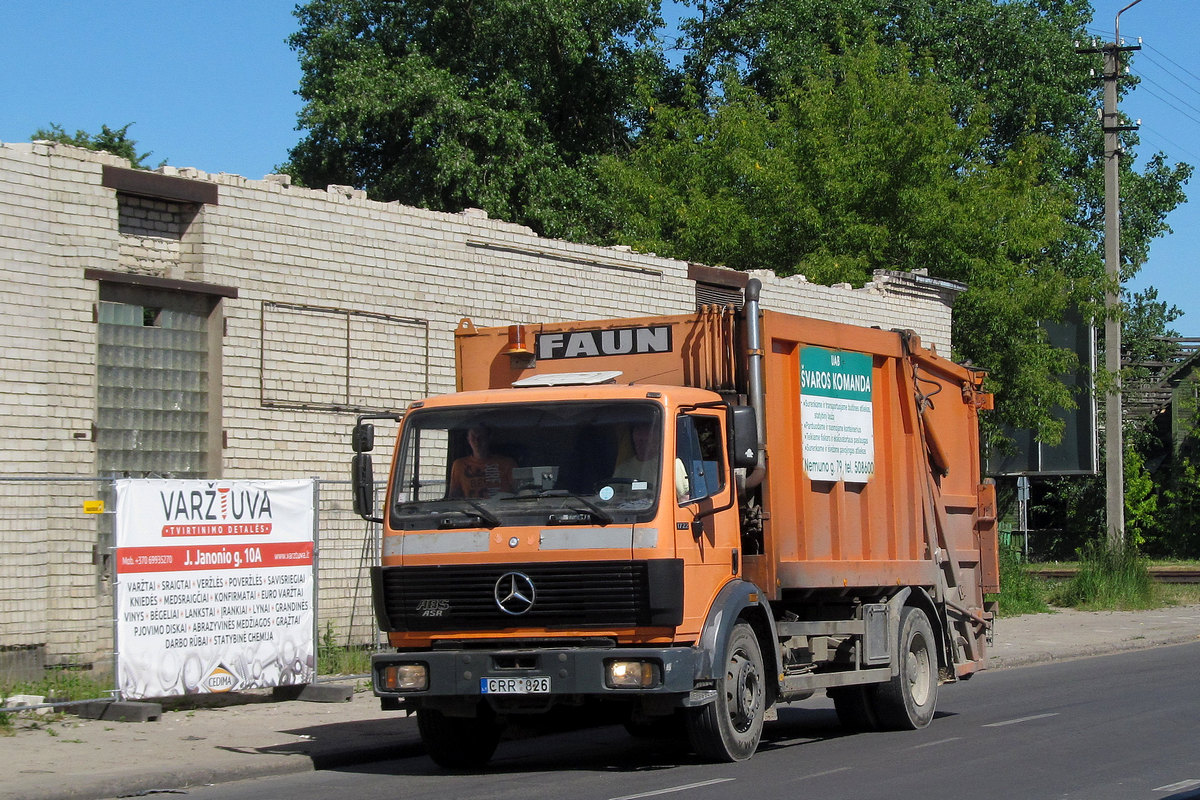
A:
352,278,1000,767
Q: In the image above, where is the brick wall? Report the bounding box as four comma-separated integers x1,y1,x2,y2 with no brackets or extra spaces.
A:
0,141,959,667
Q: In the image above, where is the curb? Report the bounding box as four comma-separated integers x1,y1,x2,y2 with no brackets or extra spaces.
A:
990,631,1200,670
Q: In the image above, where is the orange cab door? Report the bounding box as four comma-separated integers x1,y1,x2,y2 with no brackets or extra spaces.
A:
672,411,739,634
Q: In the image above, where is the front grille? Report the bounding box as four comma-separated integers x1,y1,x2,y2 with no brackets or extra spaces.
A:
373,560,683,632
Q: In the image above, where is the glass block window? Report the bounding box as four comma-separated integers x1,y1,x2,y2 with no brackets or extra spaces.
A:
96,301,209,478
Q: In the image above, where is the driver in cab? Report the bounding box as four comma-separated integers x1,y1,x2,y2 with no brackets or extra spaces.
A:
612,422,659,487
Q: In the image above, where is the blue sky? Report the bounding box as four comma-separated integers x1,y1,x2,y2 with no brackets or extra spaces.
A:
1088,0,1200,331
1,2,303,179
2,0,1196,329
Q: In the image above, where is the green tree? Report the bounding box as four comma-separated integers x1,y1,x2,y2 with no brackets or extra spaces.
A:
1135,349,1200,558
1161,453,1200,557
1123,288,1183,369
677,0,1098,149
670,0,1191,440
1122,444,1157,549
32,122,157,169
597,41,1078,436
1121,287,1185,423
285,0,667,238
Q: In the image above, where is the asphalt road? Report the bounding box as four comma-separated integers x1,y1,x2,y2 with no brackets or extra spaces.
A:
170,641,1200,800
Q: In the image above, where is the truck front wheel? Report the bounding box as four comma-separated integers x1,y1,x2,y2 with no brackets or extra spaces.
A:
417,707,503,769
687,621,766,762
874,606,938,730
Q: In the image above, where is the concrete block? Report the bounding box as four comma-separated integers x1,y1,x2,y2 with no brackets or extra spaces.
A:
74,700,163,722
272,683,354,703
3,694,48,714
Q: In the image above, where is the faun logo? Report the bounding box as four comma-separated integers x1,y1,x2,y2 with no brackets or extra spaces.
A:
536,325,672,360
159,484,274,523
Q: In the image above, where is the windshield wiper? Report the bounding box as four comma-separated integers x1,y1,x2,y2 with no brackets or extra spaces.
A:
559,494,613,526
417,501,502,529
457,499,501,529
389,508,499,531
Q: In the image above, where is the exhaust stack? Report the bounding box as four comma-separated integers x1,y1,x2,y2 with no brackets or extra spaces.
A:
744,278,767,490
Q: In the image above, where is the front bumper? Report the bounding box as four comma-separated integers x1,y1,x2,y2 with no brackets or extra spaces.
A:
373,645,700,702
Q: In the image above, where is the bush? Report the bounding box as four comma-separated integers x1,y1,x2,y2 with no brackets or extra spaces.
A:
1052,539,1153,610
317,622,373,677
990,543,1051,616
1158,455,1200,558
1,668,111,705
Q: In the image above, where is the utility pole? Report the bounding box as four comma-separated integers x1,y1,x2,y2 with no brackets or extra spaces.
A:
1079,1,1143,552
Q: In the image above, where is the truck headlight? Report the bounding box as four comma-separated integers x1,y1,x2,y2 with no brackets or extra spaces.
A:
379,663,428,691
605,660,660,689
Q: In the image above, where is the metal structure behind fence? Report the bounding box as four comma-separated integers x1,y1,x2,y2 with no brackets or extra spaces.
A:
314,480,384,653
0,477,382,699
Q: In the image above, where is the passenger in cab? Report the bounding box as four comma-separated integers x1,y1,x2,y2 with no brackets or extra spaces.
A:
449,426,516,498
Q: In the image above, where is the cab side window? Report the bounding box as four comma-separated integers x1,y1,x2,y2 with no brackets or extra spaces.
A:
675,414,725,504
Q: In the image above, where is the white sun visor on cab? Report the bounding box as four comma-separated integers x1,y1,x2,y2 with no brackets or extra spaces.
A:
511,371,624,388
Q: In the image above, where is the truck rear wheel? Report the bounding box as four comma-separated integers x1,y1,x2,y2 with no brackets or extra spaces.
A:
874,606,938,730
417,707,503,769
686,621,766,762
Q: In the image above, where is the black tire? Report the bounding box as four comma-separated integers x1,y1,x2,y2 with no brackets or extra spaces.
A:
417,707,503,769
829,685,880,732
874,606,938,730
686,621,766,762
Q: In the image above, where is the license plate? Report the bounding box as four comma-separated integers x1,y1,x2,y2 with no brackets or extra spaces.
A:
480,676,551,694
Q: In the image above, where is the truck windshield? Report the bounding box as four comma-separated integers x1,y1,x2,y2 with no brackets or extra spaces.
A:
390,401,662,528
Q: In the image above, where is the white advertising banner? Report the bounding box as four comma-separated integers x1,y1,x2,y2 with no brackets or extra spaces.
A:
114,479,315,699
800,347,875,483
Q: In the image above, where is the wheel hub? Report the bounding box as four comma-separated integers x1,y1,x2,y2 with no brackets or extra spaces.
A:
907,636,931,706
729,654,761,732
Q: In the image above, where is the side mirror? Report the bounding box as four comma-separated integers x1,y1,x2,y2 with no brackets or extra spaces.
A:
352,453,379,521
352,423,375,453
350,413,400,523
730,406,759,468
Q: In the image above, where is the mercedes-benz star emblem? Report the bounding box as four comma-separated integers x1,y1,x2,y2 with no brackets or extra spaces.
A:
494,572,536,616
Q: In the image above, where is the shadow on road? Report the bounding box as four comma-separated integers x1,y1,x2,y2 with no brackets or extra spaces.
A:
288,702,872,776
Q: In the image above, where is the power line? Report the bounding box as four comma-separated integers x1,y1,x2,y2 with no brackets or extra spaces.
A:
1094,36,1200,164
1085,28,1200,108
1136,53,1200,104
1132,76,1200,126
1132,121,1200,165
1141,42,1200,86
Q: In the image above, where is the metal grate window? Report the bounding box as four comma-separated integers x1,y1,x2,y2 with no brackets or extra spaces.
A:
695,282,744,310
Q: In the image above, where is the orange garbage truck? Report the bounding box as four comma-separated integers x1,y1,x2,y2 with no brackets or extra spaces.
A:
352,278,999,767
